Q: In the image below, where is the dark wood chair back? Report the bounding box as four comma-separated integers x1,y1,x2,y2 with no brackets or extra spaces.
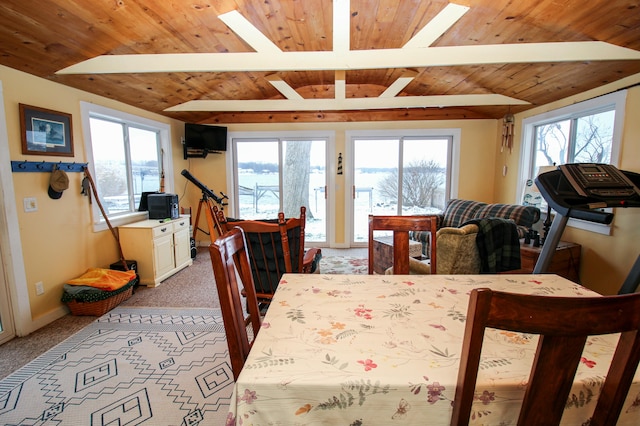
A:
216,206,321,304
209,227,262,381
368,215,437,274
211,204,226,238
451,288,640,426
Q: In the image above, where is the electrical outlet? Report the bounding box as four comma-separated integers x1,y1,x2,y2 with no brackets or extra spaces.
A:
35,281,44,295
24,197,38,212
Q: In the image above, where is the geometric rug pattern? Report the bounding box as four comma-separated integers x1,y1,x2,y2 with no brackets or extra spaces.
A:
0,307,232,425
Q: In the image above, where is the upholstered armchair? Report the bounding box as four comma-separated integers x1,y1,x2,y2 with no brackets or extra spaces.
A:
410,199,540,259
390,216,523,275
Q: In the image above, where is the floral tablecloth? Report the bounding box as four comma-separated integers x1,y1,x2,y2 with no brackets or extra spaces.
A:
228,274,640,425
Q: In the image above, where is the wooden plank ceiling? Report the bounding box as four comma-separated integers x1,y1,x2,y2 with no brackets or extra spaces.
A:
0,0,639,124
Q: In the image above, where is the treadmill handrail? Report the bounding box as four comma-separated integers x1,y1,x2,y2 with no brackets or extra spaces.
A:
567,207,614,224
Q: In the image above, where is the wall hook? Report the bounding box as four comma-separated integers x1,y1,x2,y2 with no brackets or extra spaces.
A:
10,160,89,173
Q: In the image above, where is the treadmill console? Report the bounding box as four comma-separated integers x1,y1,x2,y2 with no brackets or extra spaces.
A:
535,163,640,223
533,164,640,286
533,163,640,286
559,163,640,198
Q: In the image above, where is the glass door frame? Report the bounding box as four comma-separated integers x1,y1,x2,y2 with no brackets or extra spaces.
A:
345,128,461,247
226,130,336,247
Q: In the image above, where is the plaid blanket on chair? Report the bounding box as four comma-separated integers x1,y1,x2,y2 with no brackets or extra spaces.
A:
463,218,521,273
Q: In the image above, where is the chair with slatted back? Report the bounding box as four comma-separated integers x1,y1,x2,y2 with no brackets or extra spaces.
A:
216,206,322,307
209,227,262,380
451,288,640,426
368,215,438,274
211,204,225,238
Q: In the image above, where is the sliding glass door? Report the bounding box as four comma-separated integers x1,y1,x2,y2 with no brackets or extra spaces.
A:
349,133,452,245
233,137,328,244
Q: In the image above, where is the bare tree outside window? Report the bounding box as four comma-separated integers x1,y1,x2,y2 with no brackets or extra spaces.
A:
378,159,445,209
534,110,614,173
283,140,313,219
535,120,569,169
574,112,613,164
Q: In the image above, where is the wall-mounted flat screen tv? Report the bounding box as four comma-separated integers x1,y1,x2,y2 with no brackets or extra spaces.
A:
184,123,227,158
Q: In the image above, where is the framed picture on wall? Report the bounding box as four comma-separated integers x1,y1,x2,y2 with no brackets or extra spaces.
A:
19,104,74,157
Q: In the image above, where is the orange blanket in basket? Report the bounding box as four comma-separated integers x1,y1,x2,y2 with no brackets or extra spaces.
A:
67,268,136,291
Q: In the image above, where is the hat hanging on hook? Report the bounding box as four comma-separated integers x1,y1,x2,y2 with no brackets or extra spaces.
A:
48,164,69,199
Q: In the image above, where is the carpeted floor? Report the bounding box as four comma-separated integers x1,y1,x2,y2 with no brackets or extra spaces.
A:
0,247,368,423
0,307,231,425
0,247,367,380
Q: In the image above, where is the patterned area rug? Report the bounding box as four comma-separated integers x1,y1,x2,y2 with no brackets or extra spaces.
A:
320,256,368,274
0,307,232,425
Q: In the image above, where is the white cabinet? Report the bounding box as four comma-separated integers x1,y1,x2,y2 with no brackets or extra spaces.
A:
119,216,193,287
173,226,192,268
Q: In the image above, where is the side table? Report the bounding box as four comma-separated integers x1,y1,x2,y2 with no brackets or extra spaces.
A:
510,240,582,283
372,236,423,274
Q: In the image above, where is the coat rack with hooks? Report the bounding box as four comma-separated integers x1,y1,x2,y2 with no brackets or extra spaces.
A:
11,160,88,173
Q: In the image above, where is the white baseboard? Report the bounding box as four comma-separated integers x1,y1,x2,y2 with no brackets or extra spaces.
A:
18,305,69,337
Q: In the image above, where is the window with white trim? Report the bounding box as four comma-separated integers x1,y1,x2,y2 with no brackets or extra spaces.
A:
80,102,173,230
519,90,627,233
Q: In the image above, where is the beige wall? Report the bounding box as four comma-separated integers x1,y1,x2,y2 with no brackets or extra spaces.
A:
0,65,187,329
494,74,640,295
2,63,639,335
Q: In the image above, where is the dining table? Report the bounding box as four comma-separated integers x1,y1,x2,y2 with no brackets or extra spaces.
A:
227,273,640,425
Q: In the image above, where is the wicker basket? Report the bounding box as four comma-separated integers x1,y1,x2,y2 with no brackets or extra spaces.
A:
65,285,133,316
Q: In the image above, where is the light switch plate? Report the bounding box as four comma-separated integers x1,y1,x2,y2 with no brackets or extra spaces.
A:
24,197,38,212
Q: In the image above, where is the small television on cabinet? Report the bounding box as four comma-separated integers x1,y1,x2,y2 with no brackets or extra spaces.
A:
183,123,227,159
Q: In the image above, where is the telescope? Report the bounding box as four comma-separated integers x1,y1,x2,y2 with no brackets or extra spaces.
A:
181,169,227,205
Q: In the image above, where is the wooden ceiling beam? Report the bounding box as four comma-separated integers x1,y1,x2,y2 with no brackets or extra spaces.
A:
165,93,528,112
197,107,495,124
56,42,640,75
403,3,469,48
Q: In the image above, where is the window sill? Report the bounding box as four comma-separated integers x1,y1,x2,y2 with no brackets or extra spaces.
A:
92,211,148,232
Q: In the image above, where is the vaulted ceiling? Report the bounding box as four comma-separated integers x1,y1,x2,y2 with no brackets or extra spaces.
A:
1,0,640,124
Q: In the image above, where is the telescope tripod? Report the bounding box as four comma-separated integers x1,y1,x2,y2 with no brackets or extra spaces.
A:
192,193,225,244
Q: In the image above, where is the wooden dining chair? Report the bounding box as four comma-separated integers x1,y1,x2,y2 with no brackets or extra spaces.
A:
216,206,322,307
368,215,437,274
451,288,640,426
209,227,262,381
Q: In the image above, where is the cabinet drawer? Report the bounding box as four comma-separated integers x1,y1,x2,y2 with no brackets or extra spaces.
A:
173,219,189,232
152,224,173,239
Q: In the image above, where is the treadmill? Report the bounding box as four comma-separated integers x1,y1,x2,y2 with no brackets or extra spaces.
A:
533,163,640,293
